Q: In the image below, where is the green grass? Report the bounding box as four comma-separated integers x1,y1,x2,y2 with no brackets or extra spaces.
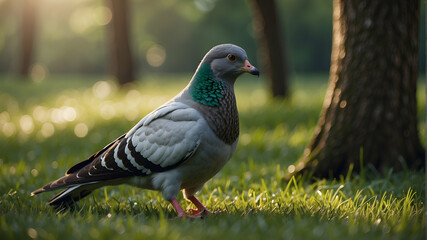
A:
0,74,425,240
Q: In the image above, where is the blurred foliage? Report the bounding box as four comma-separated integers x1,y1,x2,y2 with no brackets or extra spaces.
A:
1,0,424,77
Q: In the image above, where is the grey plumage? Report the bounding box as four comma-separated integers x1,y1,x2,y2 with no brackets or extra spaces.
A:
31,44,259,217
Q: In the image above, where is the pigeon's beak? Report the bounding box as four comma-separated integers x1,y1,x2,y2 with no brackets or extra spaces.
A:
240,59,259,76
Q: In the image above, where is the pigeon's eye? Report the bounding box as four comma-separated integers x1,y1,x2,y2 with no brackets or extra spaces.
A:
227,54,236,62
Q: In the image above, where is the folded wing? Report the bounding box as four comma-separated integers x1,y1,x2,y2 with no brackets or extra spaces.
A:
31,102,203,195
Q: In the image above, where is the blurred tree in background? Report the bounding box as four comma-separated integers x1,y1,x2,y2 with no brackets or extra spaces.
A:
18,0,37,77
107,0,134,85
249,0,288,98
292,0,425,178
0,0,331,77
0,0,424,81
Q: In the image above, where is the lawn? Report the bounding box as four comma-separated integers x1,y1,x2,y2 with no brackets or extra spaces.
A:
0,74,425,240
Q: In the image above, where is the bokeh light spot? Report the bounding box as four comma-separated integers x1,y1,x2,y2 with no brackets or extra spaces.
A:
61,106,77,122
31,169,39,177
20,115,34,134
2,122,16,137
27,228,38,239
74,123,88,138
33,106,49,122
288,165,296,173
92,81,112,99
126,89,141,103
93,6,112,26
50,108,64,123
40,122,55,138
30,64,47,83
51,161,58,169
146,45,166,67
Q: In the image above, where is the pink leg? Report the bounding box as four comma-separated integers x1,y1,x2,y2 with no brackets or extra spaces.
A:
187,196,212,214
169,199,203,218
188,195,226,216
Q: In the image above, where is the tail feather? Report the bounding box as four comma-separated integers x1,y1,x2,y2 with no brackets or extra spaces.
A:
30,173,98,196
31,176,126,207
47,184,94,207
31,177,100,207
30,134,128,200
30,177,70,196
30,134,135,207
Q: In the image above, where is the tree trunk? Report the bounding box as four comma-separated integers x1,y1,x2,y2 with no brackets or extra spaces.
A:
292,0,424,178
19,0,37,77
107,0,134,85
249,0,288,98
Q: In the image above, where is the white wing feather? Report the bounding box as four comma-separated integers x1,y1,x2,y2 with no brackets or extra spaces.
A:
128,101,204,169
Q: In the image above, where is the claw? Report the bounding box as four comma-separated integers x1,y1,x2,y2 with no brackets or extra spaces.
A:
187,196,226,216
188,209,202,214
169,197,225,219
169,199,205,219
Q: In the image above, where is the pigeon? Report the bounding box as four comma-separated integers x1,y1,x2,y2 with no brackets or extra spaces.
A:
31,44,259,218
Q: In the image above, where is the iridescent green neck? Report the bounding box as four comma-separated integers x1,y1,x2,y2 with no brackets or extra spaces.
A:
190,63,224,106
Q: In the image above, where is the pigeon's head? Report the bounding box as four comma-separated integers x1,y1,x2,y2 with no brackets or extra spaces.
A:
201,44,259,83
188,44,259,107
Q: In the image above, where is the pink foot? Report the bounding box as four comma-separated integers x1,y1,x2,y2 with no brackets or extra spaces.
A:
169,199,204,219
169,198,224,219
187,196,225,216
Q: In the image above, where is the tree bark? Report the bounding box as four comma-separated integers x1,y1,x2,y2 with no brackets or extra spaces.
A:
107,0,135,85
249,0,288,98
292,0,424,178
19,0,37,77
